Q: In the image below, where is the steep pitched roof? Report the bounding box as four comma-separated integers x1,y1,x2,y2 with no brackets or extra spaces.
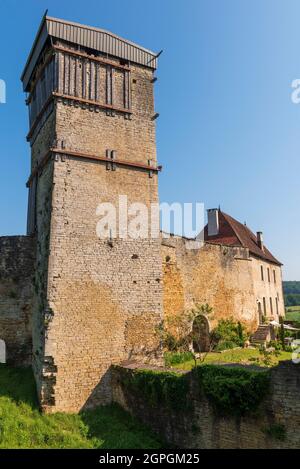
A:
204,210,282,266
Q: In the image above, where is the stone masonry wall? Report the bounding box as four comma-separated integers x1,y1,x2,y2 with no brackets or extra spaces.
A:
0,236,35,366
251,257,285,321
112,361,300,449
28,102,56,405
162,235,285,333
162,236,257,332
29,44,163,413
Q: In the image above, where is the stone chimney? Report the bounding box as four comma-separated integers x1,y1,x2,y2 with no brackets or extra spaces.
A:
207,209,219,236
257,231,264,251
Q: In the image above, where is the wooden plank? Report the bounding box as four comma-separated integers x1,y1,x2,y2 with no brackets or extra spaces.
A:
53,44,130,71
26,151,52,187
26,95,54,140
106,66,112,105
26,52,54,104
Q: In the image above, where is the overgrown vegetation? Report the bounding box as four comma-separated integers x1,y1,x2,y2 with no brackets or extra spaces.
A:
164,351,194,367
211,318,247,351
157,304,213,354
0,365,162,449
159,305,249,359
263,423,286,441
193,365,270,417
123,368,190,411
121,364,270,418
157,304,216,369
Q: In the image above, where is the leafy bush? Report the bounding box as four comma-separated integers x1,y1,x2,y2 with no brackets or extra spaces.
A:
164,351,194,367
162,332,178,352
211,318,247,351
121,364,270,418
214,340,238,352
193,365,270,416
269,340,282,351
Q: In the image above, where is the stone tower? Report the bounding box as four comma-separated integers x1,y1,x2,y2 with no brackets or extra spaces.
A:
22,16,163,412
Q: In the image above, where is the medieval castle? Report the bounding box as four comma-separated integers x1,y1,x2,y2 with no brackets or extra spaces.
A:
0,15,285,413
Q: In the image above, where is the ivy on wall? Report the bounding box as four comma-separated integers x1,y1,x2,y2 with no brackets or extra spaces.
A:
122,369,190,412
119,365,270,418
193,365,270,417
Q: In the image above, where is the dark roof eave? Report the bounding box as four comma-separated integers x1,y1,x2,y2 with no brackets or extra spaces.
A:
21,13,48,83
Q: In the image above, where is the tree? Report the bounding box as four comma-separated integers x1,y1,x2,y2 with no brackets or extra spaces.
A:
156,304,215,367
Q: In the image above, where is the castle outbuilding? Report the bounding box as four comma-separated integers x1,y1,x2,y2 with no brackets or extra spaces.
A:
162,209,285,348
0,16,285,413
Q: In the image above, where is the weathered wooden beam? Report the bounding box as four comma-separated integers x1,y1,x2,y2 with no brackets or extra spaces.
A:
26,94,54,140
26,147,162,188
26,151,52,187
50,148,162,173
53,45,130,72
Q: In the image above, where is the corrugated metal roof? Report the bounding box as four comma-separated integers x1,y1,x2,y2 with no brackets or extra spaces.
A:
21,16,158,91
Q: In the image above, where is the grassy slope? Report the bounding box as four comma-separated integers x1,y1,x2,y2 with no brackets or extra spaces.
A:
0,365,162,449
172,348,292,371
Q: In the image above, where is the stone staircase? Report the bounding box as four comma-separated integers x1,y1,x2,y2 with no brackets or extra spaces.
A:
250,324,272,346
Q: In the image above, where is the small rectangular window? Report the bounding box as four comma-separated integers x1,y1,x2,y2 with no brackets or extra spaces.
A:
276,297,279,315
261,266,264,281
268,268,270,282
270,297,273,314
273,270,276,283
263,297,267,315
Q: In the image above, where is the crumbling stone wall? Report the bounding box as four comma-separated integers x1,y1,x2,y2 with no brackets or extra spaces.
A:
0,236,35,366
112,361,300,449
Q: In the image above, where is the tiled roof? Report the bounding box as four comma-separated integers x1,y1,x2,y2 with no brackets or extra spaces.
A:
204,210,282,266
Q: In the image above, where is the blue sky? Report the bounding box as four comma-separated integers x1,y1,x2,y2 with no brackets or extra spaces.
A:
0,0,299,280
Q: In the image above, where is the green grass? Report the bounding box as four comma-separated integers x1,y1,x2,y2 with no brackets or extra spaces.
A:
171,348,292,371
286,305,300,311
0,365,162,449
286,306,300,323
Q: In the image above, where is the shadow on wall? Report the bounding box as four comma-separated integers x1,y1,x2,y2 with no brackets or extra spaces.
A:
82,368,113,410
